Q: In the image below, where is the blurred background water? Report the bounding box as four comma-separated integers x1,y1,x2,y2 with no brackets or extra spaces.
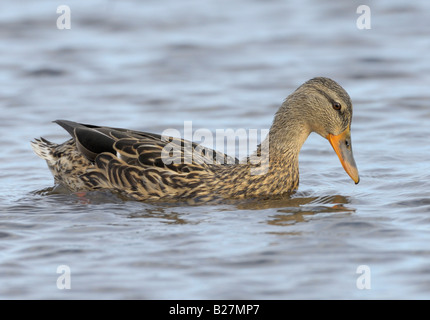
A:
0,0,430,299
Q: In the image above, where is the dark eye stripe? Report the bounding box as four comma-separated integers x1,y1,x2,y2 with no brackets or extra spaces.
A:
313,87,336,106
312,86,350,128
312,87,343,112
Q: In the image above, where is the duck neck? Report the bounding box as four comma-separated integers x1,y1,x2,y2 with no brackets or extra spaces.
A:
221,107,311,198
211,104,312,198
267,110,311,169
255,112,310,192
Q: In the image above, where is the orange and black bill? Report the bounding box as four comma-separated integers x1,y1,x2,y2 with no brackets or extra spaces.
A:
327,128,360,184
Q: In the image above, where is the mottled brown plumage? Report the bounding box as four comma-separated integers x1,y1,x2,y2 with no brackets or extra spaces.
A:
31,77,359,202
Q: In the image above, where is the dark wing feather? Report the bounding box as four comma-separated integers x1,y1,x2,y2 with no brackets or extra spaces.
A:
55,120,116,161
55,120,239,173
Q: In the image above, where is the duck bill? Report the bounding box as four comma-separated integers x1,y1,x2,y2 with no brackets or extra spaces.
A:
327,128,360,184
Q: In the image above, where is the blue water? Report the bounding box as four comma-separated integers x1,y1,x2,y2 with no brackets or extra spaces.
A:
1,0,430,299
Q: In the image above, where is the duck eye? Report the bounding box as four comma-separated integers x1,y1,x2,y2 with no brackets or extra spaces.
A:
332,102,341,111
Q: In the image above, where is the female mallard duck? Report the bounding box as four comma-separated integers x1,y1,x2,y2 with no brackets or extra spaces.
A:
32,77,359,202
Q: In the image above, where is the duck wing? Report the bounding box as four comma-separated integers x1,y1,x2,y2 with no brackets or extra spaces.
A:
55,120,239,171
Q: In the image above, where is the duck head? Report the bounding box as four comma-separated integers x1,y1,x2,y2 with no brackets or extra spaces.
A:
275,77,360,184
304,77,359,184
